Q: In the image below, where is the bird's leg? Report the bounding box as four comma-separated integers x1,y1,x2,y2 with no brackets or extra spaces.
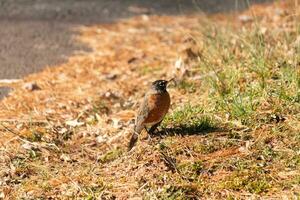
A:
148,120,162,135
143,127,152,142
144,127,150,134
143,120,163,142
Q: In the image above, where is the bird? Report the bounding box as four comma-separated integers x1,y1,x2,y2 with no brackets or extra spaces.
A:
128,79,173,150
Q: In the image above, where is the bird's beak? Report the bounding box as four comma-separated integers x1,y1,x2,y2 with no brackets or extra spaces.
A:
166,78,176,87
167,78,175,84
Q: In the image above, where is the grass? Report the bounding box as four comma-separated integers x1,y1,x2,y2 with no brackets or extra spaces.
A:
138,65,162,75
82,180,114,200
177,80,197,93
156,2,300,197
221,171,270,194
178,161,204,180
98,148,123,163
156,185,200,200
162,104,216,134
193,18,300,128
1,1,300,199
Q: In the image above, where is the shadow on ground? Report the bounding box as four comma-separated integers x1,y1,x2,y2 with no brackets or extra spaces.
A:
154,124,223,137
0,0,272,99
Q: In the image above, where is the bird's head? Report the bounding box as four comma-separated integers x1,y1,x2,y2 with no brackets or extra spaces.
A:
151,79,174,92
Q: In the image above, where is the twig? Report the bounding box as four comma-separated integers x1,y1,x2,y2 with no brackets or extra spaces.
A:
0,122,34,144
138,182,149,191
190,69,222,80
160,151,178,173
0,118,48,125
160,151,191,181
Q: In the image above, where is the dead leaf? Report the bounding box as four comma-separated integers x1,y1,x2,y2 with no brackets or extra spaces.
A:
60,154,72,162
22,82,41,91
238,15,253,22
65,119,85,127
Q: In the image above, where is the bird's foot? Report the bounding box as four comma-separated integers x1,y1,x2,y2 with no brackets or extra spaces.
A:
147,134,152,142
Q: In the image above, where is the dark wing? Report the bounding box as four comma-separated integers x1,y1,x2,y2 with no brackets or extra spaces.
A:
128,132,138,151
128,94,150,151
134,94,150,133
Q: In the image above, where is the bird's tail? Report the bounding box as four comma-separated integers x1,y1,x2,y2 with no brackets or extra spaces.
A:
128,132,139,151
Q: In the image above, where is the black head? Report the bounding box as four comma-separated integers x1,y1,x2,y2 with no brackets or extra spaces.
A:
152,80,169,92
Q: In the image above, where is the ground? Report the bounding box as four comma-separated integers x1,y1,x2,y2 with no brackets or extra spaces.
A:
0,0,299,199
0,0,270,98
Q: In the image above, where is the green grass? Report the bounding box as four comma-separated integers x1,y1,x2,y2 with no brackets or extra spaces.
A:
149,184,201,200
82,180,114,200
98,148,123,163
151,8,300,197
221,170,271,194
162,104,216,134
162,185,199,200
191,19,300,129
177,80,197,93
191,132,241,156
178,161,204,180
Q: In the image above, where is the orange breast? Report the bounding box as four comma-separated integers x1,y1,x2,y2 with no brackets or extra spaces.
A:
144,92,170,124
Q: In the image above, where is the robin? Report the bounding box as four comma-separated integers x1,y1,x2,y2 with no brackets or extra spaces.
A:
128,79,173,150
